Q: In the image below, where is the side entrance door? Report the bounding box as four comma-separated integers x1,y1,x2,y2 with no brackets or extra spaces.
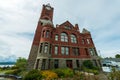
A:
66,60,73,69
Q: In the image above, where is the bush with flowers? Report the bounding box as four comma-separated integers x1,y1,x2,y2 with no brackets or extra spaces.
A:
41,70,58,80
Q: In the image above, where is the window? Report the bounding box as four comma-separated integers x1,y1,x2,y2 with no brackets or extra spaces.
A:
55,46,58,55
61,47,69,55
87,39,90,44
66,47,69,55
76,60,80,68
93,60,98,66
55,35,58,41
82,39,85,44
39,43,43,53
65,26,71,29
48,59,51,69
42,30,45,37
35,59,40,69
66,60,73,68
71,34,77,43
41,59,46,70
61,33,68,42
72,47,79,56
85,48,89,55
54,59,59,68
44,43,48,53
49,44,51,54
89,48,95,56
46,30,50,38
61,47,65,55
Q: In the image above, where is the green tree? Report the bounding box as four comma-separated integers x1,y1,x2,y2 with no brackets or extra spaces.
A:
5,57,27,75
83,60,94,69
115,54,120,58
15,57,27,71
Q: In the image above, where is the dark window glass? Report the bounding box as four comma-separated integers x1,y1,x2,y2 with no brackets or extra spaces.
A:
76,60,79,68
35,59,40,69
66,60,73,68
39,43,43,53
42,30,45,37
41,59,46,70
48,59,51,69
54,59,59,68
85,48,89,55
49,44,51,54
72,47,79,56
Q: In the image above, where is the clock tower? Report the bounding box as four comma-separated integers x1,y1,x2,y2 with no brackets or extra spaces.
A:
27,4,54,70
40,3,53,21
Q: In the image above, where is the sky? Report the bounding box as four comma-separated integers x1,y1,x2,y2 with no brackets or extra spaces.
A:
0,0,120,61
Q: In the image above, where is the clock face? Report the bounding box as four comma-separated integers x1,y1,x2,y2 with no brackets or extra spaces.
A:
46,6,51,10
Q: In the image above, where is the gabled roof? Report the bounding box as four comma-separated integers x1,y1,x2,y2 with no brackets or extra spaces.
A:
59,20,74,28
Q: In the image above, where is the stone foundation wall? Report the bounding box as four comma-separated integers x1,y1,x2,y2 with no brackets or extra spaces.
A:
27,45,39,70
34,58,102,70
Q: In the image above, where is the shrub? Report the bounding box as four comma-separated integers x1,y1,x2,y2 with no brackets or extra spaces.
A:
83,68,99,75
11,66,19,70
5,69,21,75
82,60,100,75
108,68,120,80
75,72,85,80
41,70,58,80
83,60,94,69
53,68,74,78
53,68,65,78
23,69,42,80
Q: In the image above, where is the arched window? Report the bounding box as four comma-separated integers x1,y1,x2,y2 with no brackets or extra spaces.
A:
61,33,68,42
46,30,50,38
71,34,77,43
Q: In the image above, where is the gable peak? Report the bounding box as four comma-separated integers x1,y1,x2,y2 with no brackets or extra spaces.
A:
82,28,90,34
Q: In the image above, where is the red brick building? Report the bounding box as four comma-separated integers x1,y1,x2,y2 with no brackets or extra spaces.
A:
27,4,101,70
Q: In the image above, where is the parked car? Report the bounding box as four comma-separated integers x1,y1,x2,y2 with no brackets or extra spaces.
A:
102,61,118,67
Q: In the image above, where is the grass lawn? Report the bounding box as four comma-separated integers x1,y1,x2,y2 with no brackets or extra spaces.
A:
0,69,15,74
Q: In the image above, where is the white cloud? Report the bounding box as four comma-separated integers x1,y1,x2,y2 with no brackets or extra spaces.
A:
0,0,120,60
